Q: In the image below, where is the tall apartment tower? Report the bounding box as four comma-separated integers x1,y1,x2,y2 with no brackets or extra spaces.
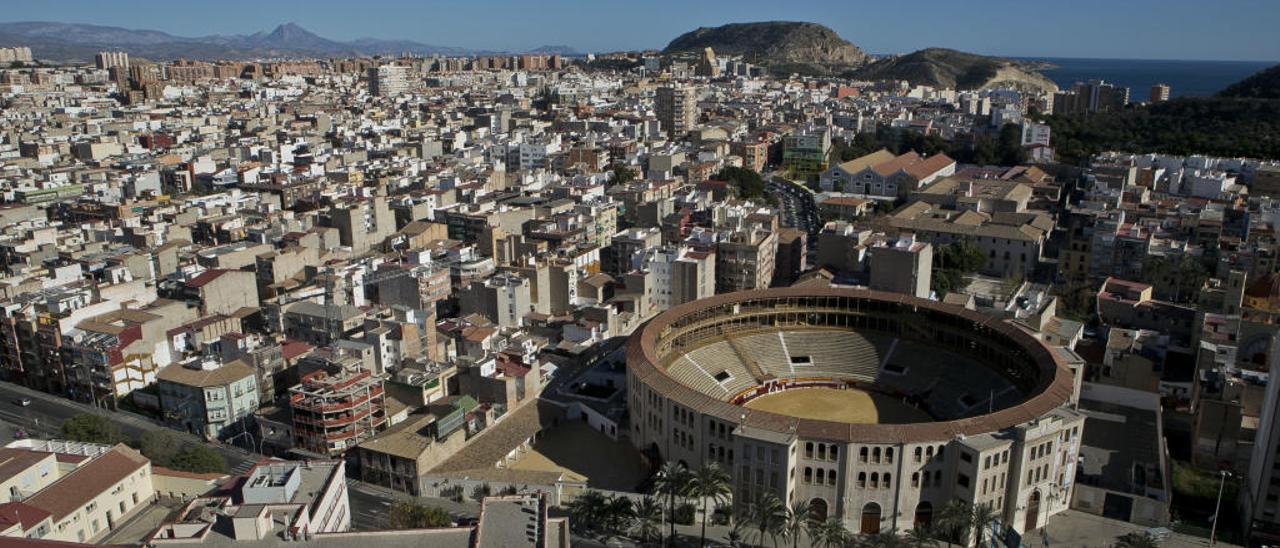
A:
369,64,410,97
1150,83,1171,103
1246,332,1280,544
656,85,698,138
95,51,130,70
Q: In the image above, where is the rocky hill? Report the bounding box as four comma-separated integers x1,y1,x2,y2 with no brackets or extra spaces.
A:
663,21,865,74
852,48,1058,93
1217,64,1280,99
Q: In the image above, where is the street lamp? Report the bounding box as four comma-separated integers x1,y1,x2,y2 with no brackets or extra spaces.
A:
1209,470,1232,547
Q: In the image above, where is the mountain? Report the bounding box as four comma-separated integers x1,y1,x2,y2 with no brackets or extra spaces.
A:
851,48,1058,92
527,45,582,56
0,21,494,61
1217,64,1280,99
663,21,866,75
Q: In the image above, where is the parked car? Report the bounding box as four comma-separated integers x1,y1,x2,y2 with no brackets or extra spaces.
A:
14,397,31,407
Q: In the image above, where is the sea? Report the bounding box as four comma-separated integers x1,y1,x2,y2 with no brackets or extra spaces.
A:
1020,57,1275,102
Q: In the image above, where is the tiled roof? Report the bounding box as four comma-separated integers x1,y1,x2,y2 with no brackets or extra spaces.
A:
24,444,149,521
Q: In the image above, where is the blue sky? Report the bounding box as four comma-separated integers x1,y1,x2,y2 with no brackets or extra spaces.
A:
5,0,1279,61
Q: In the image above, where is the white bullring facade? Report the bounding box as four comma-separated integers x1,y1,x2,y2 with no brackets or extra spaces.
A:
626,287,1084,537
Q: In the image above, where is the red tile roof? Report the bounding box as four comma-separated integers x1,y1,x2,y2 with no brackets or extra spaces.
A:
24,445,149,521
185,269,234,289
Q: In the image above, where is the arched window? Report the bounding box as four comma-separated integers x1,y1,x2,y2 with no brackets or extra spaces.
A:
827,469,837,486
912,472,920,487
857,472,866,488
886,448,894,463
829,446,838,460
816,469,825,484
805,442,814,458
915,447,923,462
810,498,829,522
872,447,881,463
804,467,813,483
860,447,869,462
883,473,891,487
870,472,879,488
925,446,934,458
818,444,826,460
914,501,933,529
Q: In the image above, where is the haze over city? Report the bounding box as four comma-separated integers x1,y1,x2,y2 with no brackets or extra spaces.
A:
3,0,1280,60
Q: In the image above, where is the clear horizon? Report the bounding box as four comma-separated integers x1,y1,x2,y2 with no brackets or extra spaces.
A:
3,0,1279,63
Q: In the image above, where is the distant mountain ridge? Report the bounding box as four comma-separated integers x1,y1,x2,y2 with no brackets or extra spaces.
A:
851,48,1059,92
0,21,567,61
663,21,866,75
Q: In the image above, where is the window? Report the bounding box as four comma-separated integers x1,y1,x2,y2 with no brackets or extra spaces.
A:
885,448,894,463
872,447,881,463
958,474,970,488
818,444,826,460
915,447,923,462
860,447,869,462
804,467,813,483
870,472,879,488
805,443,814,458
912,472,920,487
829,446,838,460
857,472,867,488
882,473,891,488
828,470,837,486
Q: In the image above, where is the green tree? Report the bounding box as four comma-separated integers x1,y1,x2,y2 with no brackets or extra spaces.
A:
968,503,999,548
1115,532,1160,548
611,166,637,187
384,501,452,529
1140,254,1207,303
809,518,850,548
567,490,606,533
931,237,987,295
783,499,812,548
600,495,635,536
750,492,788,548
936,500,974,546
632,496,663,543
689,463,733,548
139,429,183,467
904,526,939,547
864,532,912,548
713,166,772,203
61,414,122,445
653,461,690,544
470,483,491,503
168,444,226,474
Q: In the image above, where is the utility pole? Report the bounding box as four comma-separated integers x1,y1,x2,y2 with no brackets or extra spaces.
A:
1209,470,1231,547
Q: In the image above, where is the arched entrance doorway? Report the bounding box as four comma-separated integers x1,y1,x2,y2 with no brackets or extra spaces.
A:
861,502,882,535
914,501,933,529
809,498,828,522
1025,490,1041,531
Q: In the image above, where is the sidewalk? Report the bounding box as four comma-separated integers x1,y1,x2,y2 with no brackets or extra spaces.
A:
1021,510,1239,548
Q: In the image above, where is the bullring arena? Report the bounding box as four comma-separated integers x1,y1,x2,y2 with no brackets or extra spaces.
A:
626,287,1084,536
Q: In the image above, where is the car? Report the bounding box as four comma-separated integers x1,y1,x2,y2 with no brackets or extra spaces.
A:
14,397,31,407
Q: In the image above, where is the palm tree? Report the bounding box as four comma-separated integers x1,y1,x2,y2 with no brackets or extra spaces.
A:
751,492,788,548
864,532,911,548
690,463,733,548
1115,532,1160,548
784,500,813,548
904,526,939,548
653,461,690,546
568,490,607,533
967,503,998,548
936,500,973,546
727,510,751,548
634,497,663,544
810,518,850,548
602,494,636,537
